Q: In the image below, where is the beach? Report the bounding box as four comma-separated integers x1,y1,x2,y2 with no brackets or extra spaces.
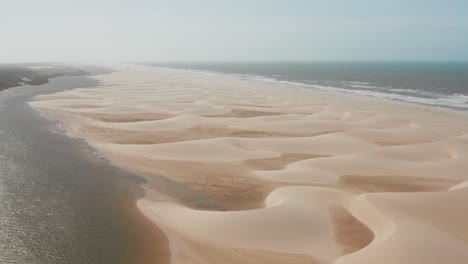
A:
30,65,468,264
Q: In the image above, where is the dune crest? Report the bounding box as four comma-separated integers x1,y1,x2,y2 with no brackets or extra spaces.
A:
30,66,468,263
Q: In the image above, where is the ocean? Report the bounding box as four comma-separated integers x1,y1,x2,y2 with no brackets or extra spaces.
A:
146,62,468,110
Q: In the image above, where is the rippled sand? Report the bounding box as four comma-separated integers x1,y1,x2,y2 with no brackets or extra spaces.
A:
30,65,468,264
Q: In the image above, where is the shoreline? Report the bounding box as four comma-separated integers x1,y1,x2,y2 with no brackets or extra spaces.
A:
0,64,89,92
145,63,468,112
30,65,468,263
0,70,170,264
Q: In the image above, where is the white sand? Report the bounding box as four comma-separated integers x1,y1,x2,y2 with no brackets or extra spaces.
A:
31,65,468,264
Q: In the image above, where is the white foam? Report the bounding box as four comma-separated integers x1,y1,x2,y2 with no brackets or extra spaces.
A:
152,66,468,111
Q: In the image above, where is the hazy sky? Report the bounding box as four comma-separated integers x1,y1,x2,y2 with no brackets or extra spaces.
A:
1,0,468,62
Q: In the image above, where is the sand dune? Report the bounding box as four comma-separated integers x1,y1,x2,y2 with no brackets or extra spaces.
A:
30,65,468,264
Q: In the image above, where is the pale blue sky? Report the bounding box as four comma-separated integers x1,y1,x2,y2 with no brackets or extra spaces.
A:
1,0,467,62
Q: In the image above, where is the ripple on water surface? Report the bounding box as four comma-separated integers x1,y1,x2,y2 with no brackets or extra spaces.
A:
0,74,168,264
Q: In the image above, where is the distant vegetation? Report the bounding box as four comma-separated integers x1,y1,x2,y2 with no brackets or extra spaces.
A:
0,65,88,91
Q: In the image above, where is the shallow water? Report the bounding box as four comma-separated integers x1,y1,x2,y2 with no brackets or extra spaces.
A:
0,69,164,264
